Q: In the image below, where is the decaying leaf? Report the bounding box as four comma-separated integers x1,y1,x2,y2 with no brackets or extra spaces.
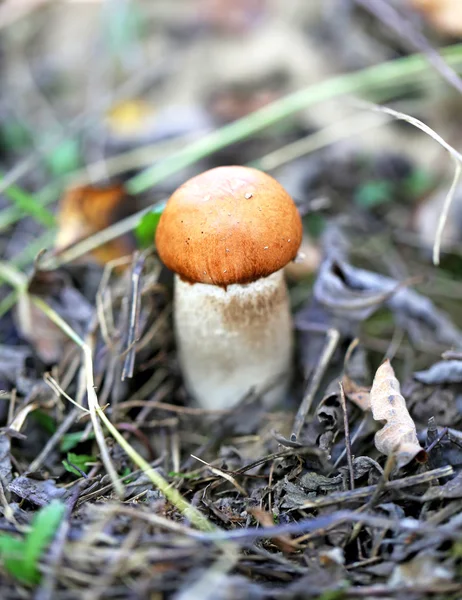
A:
388,554,453,588
414,360,462,385
370,360,427,468
247,507,298,553
313,259,462,348
15,271,93,363
0,434,13,485
299,471,342,494
342,374,371,411
55,184,136,266
8,476,67,507
313,259,396,322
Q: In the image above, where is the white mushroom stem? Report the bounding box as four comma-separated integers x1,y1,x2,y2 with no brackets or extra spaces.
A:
174,269,294,410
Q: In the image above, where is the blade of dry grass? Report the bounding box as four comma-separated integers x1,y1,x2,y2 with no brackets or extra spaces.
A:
360,102,462,265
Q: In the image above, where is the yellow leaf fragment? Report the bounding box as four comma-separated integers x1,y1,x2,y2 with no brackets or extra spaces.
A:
106,99,156,137
370,360,427,468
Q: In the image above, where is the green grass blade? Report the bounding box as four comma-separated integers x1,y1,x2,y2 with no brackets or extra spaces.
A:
0,181,60,232
1,177,56,228
126,44,462,195
0,536,29,584
23,500,66,584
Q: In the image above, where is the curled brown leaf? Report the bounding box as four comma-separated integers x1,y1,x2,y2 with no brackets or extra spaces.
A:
370,360,427,469
54,184,135,267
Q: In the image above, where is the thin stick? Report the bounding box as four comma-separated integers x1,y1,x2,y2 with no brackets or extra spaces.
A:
193,505,457,543
426,427,449,453
121,252,145,381
291,328,340,441
95,256,133,348
333,415,368,470
298,465,452,510
44,373,90,414
339,382,355,491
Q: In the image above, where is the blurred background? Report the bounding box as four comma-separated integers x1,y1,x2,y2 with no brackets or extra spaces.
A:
2,0,462,352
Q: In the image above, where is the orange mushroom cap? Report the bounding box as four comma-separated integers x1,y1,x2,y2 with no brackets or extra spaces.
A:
155,166,303,286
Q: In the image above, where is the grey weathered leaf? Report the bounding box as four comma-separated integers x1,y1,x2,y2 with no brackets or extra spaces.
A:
389,555,453,588
422,470,462,501
414,360,462,385
299,472,342,493
313,259,462,348
8,476,67,507
0,434,12,485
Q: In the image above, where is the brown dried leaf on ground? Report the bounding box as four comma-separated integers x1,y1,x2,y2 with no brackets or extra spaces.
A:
247,507,299,554
342,374,371,411
370,360,427,469
14,271,93,363
55,184,136,267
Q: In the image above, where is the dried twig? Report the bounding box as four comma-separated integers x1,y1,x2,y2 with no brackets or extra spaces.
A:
297,465,453,510
121,252,145,381
291,328,340,441
339,382,355,490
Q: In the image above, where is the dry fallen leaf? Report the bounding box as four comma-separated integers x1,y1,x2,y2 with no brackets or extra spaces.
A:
342,374,371,412
312,259,462,348
370,360,427,469
247,507,299,554
15,270,93,363
55,184,135,266
388,554,453,588
412,0,462,36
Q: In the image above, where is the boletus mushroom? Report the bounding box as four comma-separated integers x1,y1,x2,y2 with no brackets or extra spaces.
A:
155,165,302,409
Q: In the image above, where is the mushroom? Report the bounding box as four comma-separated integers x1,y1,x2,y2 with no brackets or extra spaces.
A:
155,165,303,409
